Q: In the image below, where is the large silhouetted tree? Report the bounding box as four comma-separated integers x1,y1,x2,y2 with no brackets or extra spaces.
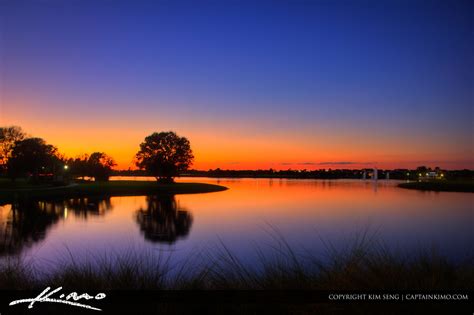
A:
7,138,59,182
135,132,194,183
0,126,26,172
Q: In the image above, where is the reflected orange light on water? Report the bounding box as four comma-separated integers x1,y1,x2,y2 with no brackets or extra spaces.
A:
2,178,472,272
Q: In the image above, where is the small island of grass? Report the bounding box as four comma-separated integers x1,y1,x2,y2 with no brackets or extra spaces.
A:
0,179,227,203
398,180,474,193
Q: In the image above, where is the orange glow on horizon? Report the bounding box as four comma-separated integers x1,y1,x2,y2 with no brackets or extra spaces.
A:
2,101,473,171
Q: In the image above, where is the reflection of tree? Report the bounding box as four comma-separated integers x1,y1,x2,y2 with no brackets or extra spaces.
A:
0,200,62,255
136,195,193,244
63,197,113,219
0,197,113,256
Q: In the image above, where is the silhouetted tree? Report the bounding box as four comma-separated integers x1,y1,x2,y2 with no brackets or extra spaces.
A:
67,154,90,179
66,153,115,181
87,152,116,181
0,126,26,172
7,138,59,182
135,131,194,183
415,166,430,175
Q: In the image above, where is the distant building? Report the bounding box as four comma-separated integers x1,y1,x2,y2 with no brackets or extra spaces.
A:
419,171,444,180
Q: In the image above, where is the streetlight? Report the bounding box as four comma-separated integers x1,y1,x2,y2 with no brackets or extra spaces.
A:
64,165,69,170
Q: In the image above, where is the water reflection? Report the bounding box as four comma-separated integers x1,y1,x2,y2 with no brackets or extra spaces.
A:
65,197,113,219
0,179,472,269
0,200,61,255
135,195,193,244
0,197,113,256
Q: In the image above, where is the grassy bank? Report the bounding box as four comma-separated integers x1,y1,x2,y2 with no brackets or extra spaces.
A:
0,179,227,203
398,180,474,193
1,234,472,314
1,235,472,290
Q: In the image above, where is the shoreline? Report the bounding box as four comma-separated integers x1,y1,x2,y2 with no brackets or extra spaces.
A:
397,181,474,193
0,180,228,203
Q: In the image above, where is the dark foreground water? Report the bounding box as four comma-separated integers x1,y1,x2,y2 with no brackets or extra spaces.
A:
0,177,472,274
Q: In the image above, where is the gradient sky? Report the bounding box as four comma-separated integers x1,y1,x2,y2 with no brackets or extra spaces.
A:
0,0,472,170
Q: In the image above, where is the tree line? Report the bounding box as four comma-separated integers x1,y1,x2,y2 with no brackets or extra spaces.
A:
2,125,472,184
0,126,194,184
178,167,473,180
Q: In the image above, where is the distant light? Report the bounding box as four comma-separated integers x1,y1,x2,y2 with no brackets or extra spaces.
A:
406,173,409,176
418,173,422,176
441,173,444,177
64,165,69,170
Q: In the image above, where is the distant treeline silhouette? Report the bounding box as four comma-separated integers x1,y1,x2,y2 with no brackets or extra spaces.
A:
114,168,474,181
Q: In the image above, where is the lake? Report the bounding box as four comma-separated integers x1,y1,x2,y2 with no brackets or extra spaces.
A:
0,177,472,274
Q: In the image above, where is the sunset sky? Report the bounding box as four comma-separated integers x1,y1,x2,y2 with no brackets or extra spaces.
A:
1,0,472,170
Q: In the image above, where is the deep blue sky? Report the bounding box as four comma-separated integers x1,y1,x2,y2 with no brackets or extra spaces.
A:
1,0,472,169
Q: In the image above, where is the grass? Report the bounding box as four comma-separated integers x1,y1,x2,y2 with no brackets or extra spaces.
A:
398,180,474,193
1,232,471,314
0,179,227,203
1,232,472,290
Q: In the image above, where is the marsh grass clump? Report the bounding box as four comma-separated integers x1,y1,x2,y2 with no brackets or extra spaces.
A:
48,250,171,290
0,256,35,289
0,231,472,291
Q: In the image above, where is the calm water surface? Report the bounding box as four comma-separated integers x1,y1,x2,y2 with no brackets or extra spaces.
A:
1,178,472,272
